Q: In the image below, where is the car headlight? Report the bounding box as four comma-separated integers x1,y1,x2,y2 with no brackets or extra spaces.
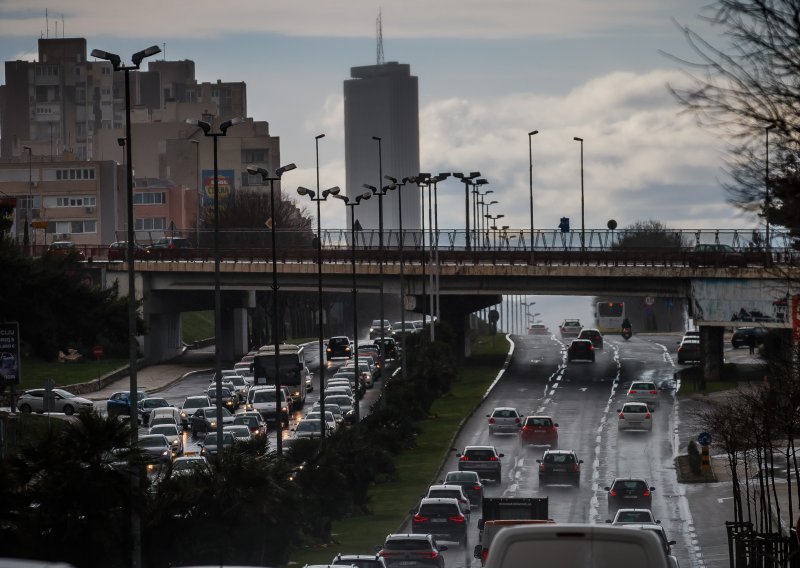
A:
210,421,217,428
161,450,170,457
180,411,187,418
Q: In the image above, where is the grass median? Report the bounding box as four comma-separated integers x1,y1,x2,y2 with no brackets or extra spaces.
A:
291,334,510,564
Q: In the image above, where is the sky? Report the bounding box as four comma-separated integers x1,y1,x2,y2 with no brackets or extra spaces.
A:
0,0,757,237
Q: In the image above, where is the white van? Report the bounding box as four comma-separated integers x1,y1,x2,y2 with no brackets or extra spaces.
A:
484,523,670,568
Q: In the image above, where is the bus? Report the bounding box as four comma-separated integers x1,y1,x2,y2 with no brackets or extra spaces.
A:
595,302,625,333
252,344,307,409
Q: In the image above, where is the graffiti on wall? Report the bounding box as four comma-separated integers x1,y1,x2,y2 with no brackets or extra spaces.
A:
691,279,796,325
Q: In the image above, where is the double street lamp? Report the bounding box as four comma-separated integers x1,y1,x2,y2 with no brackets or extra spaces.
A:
297,178,340,441
187,116,244,457
573,137,585,252
528,130,538,253
90,43,162,568
335,191,372,400
452,172,481,250
385,175,411,375
485,213,505,249
247,162,297,457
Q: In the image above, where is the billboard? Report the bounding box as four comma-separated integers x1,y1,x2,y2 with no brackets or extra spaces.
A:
690,278,796,326
201,169,236,206
0,322,21,385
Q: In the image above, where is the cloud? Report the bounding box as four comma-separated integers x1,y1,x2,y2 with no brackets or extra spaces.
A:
3,0,697,40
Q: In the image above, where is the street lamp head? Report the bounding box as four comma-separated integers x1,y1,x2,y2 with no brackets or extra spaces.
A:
322,186,341,198
359,191,372,201
452,172,464,179
372,136,382,141
384,175,398,183
316,133,326,140
276,163,297,177
469,171,481,178
363,183,377,192
489,200,498,205
529,130,539,136
219,117,244,134
90,48,121,68
418,172,431,179
438,172,451,178
131,45,161,67
247,165,269,177
573,136,583,142
297,186,315,198
476,179,488,185
186,118,212,134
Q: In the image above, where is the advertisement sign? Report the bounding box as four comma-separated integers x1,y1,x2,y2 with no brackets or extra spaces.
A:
201,169,236,206
0,322,21,385
792,295,800,343
690,278,797,326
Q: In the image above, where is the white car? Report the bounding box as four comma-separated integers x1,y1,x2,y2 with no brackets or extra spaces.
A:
626,381,660,409
487,407,522,435
305,410,337,432
179,395,211,428
17,388,93,415
223,424,253,444
617,402,653,431
609,508,659,525
149,406,182,430
171,455,210,478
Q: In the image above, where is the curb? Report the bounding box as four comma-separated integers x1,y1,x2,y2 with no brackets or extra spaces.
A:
149,368,214,395
393,333,517,533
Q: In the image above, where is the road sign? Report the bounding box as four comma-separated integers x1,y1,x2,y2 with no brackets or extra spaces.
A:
31,220,48,229
92,345,104,359
488,310,500,323
0,322,21,386
697,432,712,446
645,296,655,306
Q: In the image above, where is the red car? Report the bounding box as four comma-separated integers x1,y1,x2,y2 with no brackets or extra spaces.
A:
519,415,559,449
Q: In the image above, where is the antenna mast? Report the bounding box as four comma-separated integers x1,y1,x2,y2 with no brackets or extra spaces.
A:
376,9,384,65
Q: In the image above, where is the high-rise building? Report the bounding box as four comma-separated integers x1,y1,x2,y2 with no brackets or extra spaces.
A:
344,62,420,231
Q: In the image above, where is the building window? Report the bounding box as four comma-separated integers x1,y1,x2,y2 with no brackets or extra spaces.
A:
55,168,96,181
133,192,166,205
49,196,96,208
242,172,263,187
46,220,96,235
242,149,267,163
135,217,166,231
17,196,40,209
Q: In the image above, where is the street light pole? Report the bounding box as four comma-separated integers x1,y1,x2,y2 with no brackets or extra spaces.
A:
90,44,161,568
187,116,244,458
431,173,449,331
247,163,297,456
371,136,387,376
386,176,409,377
573,137,585,253
23,146,32,253
335,191,372,410
485,213,504,249
452,172,480,251
528,130,538,254
189,138,200,246
297,180,341,440
765,124,775,259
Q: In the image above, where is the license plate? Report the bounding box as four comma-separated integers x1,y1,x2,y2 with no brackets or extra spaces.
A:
399,562,415,566
625,495,638,499
553,468,566,472
431,518,446,523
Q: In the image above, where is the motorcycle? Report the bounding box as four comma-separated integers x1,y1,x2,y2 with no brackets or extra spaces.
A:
621,327,632,341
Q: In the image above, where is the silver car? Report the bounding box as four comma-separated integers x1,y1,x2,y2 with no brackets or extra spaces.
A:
148,423,184,457
487,407,522,435
626,381,660,409
17,388,93,415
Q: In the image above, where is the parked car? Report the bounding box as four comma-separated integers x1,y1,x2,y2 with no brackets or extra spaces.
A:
440,470,483,508
567,339,595,362
519,416,559,449
559,319,582,337
47,240,85,260
605,478,655,514
537,449,582,487
618,402,653,432
377,534,448,568
578,328,604,349
326,336,353,360
106,390,148,419
456,445,504,483
411,497,468,546
731,327,768,349
108,241,149,261
17,388,93,415
677,336,701,364
626,381,660,409
486,407,522,435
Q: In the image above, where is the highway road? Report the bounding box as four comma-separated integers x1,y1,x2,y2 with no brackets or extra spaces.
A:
398,332,735,568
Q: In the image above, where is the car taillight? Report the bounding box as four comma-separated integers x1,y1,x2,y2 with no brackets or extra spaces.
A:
481,549,488,561
629,389,637,394
573,463,580,472
539,463,545,472
514,418,521,424
460,456,469,461
650,390,657,394
488,417,496,424
474,485,482,491
645,412,651,419
589,345,594,350
419,552,438,559
413,514,428,523
618,412,625,419
488,456,498,461
609,489,617,496
643,489,650,497
522,425,531,431
449,515,465,523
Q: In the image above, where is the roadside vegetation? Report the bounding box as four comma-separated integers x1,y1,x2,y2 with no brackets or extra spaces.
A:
181,311,214,344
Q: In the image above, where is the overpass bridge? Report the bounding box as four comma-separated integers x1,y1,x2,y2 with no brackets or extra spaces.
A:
95,228,799,381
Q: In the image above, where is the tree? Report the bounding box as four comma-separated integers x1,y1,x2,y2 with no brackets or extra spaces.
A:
613,219,687,250
667,0,800,239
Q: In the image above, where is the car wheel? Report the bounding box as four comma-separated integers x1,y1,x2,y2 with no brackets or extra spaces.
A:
19,403,32,413
63,405,74,416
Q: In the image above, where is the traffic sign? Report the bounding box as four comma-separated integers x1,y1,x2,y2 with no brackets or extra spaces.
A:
31,220,48,229
488,310,499,323
645,296,655,306
92,345,104,360
0,322,21,386
697,432,712,446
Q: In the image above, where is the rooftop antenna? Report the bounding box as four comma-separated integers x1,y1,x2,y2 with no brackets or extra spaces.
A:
61,13,65,37
46,8,49,38
376,9,384,65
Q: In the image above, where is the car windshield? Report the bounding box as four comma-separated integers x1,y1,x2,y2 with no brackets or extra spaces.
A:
631,383,655,390
205,433,234,445
543,453,575,464
139,436,167,448
492,409,517,418
326,396,351,407
419,503,459,515
385,539,432,550
329,337,349,345
464,449,496,460
616,511,653,523
183,398,208,409
253,390,281,403
623,405,648,413
150,426,178,436
428,490,461,500
52,389,76,399
613,480,647,491
525,418,553,427
173,459,205,471
142,399,168,409
234,416,258,428
225,426,251,437
297,420,320,432
445,472,478,482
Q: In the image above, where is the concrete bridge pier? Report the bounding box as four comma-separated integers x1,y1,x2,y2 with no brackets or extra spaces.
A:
437,294,503,359
700,326,725,382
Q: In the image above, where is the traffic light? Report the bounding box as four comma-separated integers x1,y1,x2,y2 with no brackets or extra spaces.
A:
559,217,570,233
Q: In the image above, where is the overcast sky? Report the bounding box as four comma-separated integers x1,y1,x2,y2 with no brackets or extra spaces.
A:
0,0,757,236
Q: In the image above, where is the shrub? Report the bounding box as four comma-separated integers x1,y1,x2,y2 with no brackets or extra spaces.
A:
687,439,702,475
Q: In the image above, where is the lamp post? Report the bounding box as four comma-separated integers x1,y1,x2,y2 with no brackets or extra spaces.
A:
90,44,161,568
187,116,244,457
431,173,449,326
452,172,481,250
765,124,775,259
297,181,340,439
573,137,585,252
408,174,431,327
472,179,488,247
528,130,538,253
371,136,387,376
335,191,372,405
189,138,200,246
485,213,504,249
386,175,410,376
247,163,297,456
23,146,32,253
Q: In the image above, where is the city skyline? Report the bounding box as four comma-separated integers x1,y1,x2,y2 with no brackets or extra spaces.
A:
0,0,759,234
